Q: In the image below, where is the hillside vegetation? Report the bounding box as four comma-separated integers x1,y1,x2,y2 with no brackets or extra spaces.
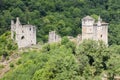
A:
0,0,120,80
1,38,120,80
0,0,120,44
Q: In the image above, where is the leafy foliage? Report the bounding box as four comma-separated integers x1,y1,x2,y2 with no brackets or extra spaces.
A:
0,0,119,44
0,0,120,80
1,39,120,80
0,31,18,57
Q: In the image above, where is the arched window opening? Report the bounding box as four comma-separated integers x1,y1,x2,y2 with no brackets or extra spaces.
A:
29,28,31,31
21,36,25,40
101,35,102,38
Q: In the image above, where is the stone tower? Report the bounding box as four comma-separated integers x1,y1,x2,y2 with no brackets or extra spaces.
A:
48,31,61,43
82,16,108,44
11,17,36,48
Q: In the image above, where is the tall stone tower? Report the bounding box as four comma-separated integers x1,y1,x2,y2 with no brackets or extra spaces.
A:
82,16,95,40
11,17,36,48
82,16,108,44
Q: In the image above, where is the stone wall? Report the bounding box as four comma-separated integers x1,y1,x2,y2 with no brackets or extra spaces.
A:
11,17,36,48
82,16,108,45
48,31,61,43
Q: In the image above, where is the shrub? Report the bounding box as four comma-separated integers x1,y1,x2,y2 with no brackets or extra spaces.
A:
0,64,4,69
10,63,14,68
16,59,22,65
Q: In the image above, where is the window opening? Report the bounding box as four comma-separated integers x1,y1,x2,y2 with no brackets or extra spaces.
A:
101,35,102,38
21,36,25,40
29,28,31,31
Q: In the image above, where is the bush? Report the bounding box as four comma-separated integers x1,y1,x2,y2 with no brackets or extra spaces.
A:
10,63,14,68
6,56,9,60
0,64,4,69
16,59,22,65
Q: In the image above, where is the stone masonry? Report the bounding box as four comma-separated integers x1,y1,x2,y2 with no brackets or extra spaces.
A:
48,16,108,45
82,16,108,45
48,31,61,43
11,17,36,48
11,16,108,47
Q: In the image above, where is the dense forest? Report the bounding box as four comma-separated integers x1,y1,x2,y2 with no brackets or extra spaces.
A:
0,0,120,80
0,0,120,44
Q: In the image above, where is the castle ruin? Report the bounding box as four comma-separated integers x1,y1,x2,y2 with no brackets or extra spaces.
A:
11,16,108,47
48,31,61,43
82,16,108,44
11,17,36,48
48,16,108,45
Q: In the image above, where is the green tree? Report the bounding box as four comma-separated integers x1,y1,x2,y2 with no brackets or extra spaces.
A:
106,45,120,79
76,40,109,78
0,31,18,58
33,45,80,80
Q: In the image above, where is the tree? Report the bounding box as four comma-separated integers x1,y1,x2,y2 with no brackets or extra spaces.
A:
106,45,120,79
108,23,120,45
33,45,80,80
76,40,109,78
0,31,18,58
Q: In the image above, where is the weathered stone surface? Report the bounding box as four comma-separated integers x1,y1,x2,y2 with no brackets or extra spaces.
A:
82,16,108,45
11,17,36,48
48,31,61,43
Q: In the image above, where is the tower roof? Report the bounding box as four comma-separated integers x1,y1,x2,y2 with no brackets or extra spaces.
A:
82,16,95,21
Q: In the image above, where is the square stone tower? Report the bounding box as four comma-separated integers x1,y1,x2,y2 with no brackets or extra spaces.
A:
11,17,36,48
82,16,108,44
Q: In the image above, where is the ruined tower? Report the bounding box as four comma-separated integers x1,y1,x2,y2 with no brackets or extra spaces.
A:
82,16,108,44
48,31,61,43
11,17,36,48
